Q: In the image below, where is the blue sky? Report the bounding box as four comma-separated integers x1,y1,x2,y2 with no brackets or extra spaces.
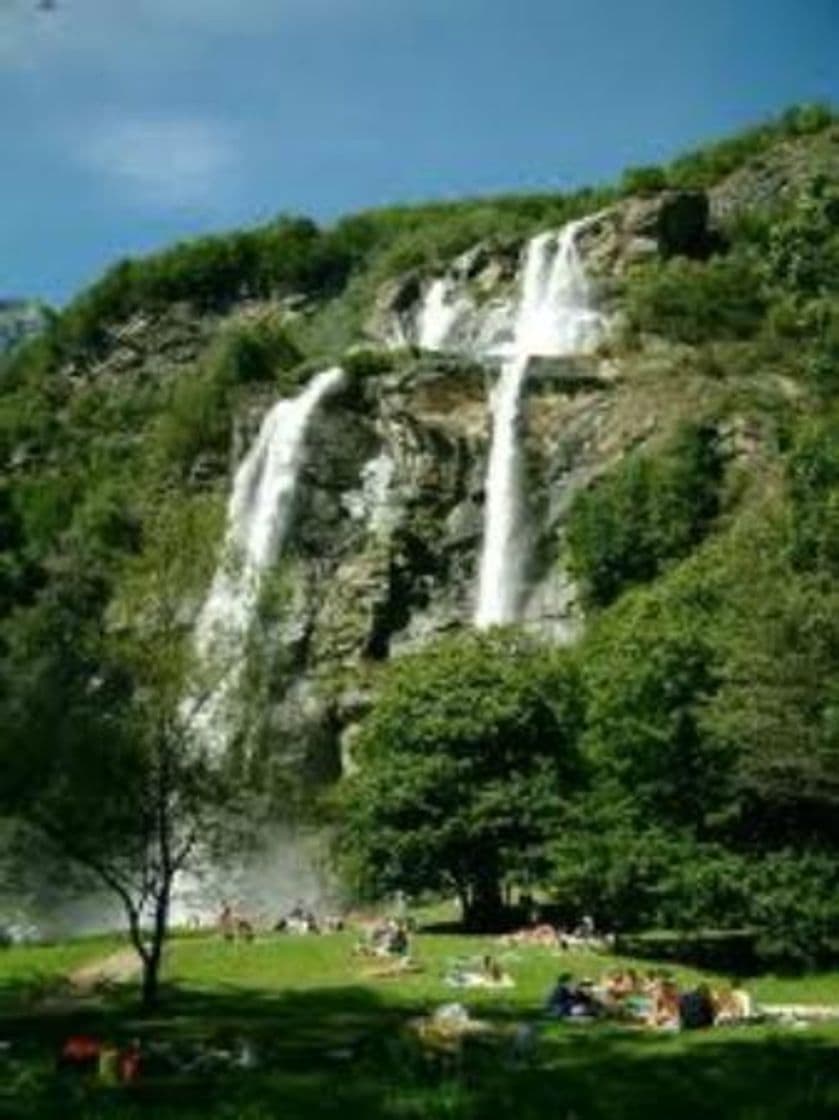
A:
1,0,837,305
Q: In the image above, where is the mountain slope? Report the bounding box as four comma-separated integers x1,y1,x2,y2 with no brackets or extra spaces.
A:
0,104,837,796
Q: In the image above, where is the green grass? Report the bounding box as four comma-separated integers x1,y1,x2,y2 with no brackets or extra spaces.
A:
166,930,839,1008
0,936,119,1006
166,931,706,1011
3,931,839,1119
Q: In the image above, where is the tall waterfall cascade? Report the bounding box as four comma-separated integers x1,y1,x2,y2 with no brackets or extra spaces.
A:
165,368,345,926
412,218,604,628
475,221,604,627
191,366,345,751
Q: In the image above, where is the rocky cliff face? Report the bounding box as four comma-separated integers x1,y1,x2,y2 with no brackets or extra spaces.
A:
233,188,720,768
237,355,628,775
0,181,746,780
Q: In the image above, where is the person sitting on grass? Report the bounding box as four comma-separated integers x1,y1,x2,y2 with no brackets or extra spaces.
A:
284,902,319,935
359,920,422,979
713,982,754,1023
602,968,639,1000
679,983,716,1030
361,952,423,980
387,919,410,957
648,977,681,1029
545,973,576,1018
598,969,646,1018
354,917,408,958
545,974,601,1019
482,955,506,984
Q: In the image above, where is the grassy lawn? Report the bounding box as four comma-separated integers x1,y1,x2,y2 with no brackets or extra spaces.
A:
2,930,839,1118
165,929,839,1008
0,936,120,1009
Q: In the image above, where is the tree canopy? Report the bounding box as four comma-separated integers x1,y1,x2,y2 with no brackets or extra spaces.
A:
338,631,584,928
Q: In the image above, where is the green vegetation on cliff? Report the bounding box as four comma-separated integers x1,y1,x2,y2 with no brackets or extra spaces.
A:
1,106,839,971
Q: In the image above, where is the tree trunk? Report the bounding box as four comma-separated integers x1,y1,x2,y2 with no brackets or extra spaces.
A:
464,876,504,931
141,951,161,1011
140,882,171,1011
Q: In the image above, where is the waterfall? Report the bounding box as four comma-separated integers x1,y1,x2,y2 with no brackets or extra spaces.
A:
474,220,602,628
190,366,345,750
417,277,467,351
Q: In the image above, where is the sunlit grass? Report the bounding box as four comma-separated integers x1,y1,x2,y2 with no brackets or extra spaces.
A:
3,929,839,1118
0,935,120,993
165,930,839,1010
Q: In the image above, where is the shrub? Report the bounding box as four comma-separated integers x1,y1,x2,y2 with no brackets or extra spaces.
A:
343,348,396,379
781,102,836,136
18,217,355,367
786,413,839,575
625,254,767,344
666,102,836,190
215,318,302,385
150,360,232,479
567,423,724,607
764,180,839,298
621,165,669,195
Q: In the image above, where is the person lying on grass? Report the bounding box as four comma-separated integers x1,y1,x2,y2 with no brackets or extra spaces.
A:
354,917,410,959
444,954,515,989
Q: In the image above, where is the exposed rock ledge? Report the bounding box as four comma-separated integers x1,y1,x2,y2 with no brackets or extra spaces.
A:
366,189,712,346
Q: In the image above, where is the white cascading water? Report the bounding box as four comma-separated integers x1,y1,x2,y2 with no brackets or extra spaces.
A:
474,220,602,628
190,366,345,751
168,368,345,926
417,277,467,351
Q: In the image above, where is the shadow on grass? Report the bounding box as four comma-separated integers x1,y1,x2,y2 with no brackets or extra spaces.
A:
2,981,839,1119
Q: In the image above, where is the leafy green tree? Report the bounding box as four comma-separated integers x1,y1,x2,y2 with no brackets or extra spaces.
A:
747,850,839,969
338,631,584,929
581,575,729,835
0,495,245,1008
707,575,839,848
548,808,753,933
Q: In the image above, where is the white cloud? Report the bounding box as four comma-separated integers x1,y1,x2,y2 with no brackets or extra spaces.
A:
80,115,237,209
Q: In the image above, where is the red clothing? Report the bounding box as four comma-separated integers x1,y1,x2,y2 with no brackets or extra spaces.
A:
62,1036,102,1063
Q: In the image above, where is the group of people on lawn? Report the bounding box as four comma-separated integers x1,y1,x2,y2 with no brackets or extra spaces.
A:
218,901,344,941
545,968,753,1029
213,904,753,1031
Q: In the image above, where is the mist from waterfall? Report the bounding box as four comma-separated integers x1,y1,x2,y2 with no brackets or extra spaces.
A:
191,366,345,751
474,220,602,628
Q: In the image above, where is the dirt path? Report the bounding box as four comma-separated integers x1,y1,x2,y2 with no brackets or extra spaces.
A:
67,947,140,993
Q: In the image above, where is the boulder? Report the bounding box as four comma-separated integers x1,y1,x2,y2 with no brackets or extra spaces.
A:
365,272,422,345
577,190,711,283
653,190,710,257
